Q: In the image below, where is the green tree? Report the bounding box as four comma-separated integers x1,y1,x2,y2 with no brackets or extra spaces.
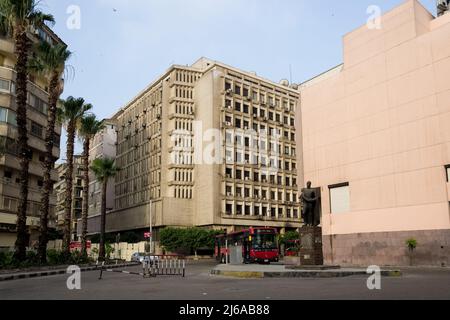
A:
59,97,92,256
28,41,72,263
90,158,119,261
160,228,220,255
78,115,104,257
0,0,55,262
279,231,300,246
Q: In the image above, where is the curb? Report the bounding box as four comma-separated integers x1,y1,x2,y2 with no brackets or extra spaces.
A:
210,269,402,279
0,263,139,282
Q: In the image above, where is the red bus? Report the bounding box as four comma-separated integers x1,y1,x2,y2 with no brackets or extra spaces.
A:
214,227,279,264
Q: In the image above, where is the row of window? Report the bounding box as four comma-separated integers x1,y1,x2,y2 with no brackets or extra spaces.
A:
174,186,193,199
115,188,161,209
224,203,299,218
225,167,297,184
174,86,193,100
224,81,297,113
174,169,193,183
225,99,295,122
174,70,201,84
224,151,296,168
225,185,298,202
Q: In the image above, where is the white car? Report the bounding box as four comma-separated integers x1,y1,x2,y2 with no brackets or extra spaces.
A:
131,252,159,265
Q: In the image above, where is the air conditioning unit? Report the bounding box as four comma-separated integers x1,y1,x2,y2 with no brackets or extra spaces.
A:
226,174,231,179
245,177,249,181
227,192,232,196
226,89,233,95
157,114,161,119
253,114,258,118
246,96,252,101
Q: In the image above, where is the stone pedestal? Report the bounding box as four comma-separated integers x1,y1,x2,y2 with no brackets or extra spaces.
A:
299,226,324,266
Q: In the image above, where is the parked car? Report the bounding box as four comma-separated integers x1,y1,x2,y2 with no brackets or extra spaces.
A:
131,252,159,265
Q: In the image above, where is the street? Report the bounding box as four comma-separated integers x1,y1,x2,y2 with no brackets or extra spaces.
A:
1,260,450,300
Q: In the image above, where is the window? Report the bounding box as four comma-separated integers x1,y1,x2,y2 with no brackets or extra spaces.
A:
0,107,17,126
30,121,43,138
329,183,350,214
446,165,450,182
0,79,10,92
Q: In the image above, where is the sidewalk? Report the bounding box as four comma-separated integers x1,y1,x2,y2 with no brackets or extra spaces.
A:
0,262,139,282
211,264,402,278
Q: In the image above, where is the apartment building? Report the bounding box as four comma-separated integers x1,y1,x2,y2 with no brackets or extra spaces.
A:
86,58,303,242
54,155,84,241
0,26,65,247
298,0,450,266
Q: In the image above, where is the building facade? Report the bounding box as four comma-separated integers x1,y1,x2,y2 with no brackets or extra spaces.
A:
0,26,64,248
87,58,303,242
54,156,84,240
298,0,450,266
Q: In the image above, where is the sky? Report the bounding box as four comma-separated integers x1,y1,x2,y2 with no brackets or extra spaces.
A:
42,0,437,159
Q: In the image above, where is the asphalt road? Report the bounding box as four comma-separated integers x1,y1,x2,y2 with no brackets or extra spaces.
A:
0,260,449,300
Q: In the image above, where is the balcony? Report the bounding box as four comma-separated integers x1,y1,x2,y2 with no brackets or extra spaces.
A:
0,154,58,182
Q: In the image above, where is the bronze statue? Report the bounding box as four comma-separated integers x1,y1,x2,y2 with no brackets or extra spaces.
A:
301,181,320,227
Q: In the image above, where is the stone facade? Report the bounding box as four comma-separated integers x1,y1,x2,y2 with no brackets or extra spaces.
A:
323,230,450,267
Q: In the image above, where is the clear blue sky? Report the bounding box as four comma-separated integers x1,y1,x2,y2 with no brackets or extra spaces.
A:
43,0,436,158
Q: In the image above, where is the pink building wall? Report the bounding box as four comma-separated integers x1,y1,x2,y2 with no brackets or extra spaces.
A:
298,0,450,266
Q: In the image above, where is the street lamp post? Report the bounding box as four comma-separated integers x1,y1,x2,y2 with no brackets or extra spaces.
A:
149,199,153,254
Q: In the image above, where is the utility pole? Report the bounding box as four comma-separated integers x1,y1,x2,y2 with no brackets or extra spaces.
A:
149,199,153,254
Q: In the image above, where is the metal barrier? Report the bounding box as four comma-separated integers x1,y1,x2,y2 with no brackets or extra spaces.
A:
98,255,186,280
144,255,186,278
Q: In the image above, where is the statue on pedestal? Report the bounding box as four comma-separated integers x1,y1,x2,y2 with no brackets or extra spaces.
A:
301,181,320,227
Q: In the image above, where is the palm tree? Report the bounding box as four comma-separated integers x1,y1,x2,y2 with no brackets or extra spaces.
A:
78,115,104,257
90,158,119,261
0,0,55,261
59,97,92,256
29,41,72,263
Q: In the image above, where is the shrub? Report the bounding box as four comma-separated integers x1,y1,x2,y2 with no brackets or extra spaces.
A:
0,251,14,269
406,238,418,252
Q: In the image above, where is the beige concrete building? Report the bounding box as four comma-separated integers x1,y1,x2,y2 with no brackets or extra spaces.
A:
54,155,84,240
299,0,450,266
0,26,64,248
89,58,303,241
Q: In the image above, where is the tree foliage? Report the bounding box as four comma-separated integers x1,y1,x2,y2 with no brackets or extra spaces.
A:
159,228,221,255
278,231,300,246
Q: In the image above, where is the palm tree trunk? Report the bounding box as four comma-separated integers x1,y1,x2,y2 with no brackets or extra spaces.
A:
80,138,90,257
98,180,107,261
62,122,75,256
13,30,31,262
37,71,60,263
